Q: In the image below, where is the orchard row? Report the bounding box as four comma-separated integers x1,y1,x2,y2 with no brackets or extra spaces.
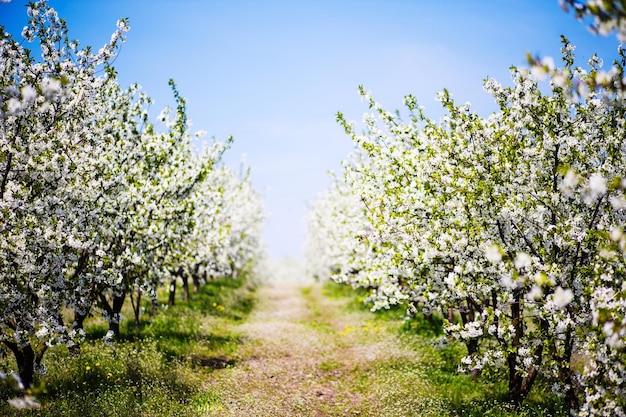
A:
0,1,265,393
306,37,626,416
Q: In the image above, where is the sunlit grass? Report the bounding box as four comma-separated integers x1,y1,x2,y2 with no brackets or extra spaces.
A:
323,280,568,417
0,276,256,417
0,278,567,416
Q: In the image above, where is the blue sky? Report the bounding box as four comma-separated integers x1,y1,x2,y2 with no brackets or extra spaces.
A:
0,1,620,260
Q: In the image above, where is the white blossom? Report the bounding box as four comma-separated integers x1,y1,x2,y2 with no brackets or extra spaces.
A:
560,169,578,196
584,172,607,203
552,287,574,308
527,285,543,301
514,252,532,270
485,244,502,263
40,78,61,100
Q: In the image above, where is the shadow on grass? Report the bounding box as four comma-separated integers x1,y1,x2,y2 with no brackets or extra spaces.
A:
423,348,568,417
324,280,568,417
172,277,257,321
83,316,245,363
191,355,237,369
447,395,567,417
321,281,407,320
84,275,255,348
0,275,258,417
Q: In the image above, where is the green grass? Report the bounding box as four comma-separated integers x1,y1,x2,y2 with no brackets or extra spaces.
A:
322,280,568,417
1,278,568,416
0,275,256,417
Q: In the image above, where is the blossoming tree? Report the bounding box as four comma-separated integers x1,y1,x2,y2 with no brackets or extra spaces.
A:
0,1,129,387
309,38,626,414
0,0,267,393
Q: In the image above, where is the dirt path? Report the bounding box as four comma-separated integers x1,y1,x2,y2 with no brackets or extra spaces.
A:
201,281,446,416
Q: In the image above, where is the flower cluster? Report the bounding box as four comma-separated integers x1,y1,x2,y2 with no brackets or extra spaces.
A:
560,0,626,41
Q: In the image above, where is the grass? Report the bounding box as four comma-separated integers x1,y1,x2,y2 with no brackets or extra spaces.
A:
0,277,567,416
322,280,568,417
0,275,257,417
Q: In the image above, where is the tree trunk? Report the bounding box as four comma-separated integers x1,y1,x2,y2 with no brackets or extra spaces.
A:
506,289,542,408
100,291,127,338
508,288,523,405
4,341,34,389
69,308,90,355
169,266,186,306
110,292,126,337
130,286,142,327
230,261,238,280
459,297,480,357
3,341,47,390
508,362,541,408
168,278,177,307
192,264,201,294
182,272,189,302
72,309,89,332
561,366,580,412
553,323,580,412
151,296,158,317
447,308,454,324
